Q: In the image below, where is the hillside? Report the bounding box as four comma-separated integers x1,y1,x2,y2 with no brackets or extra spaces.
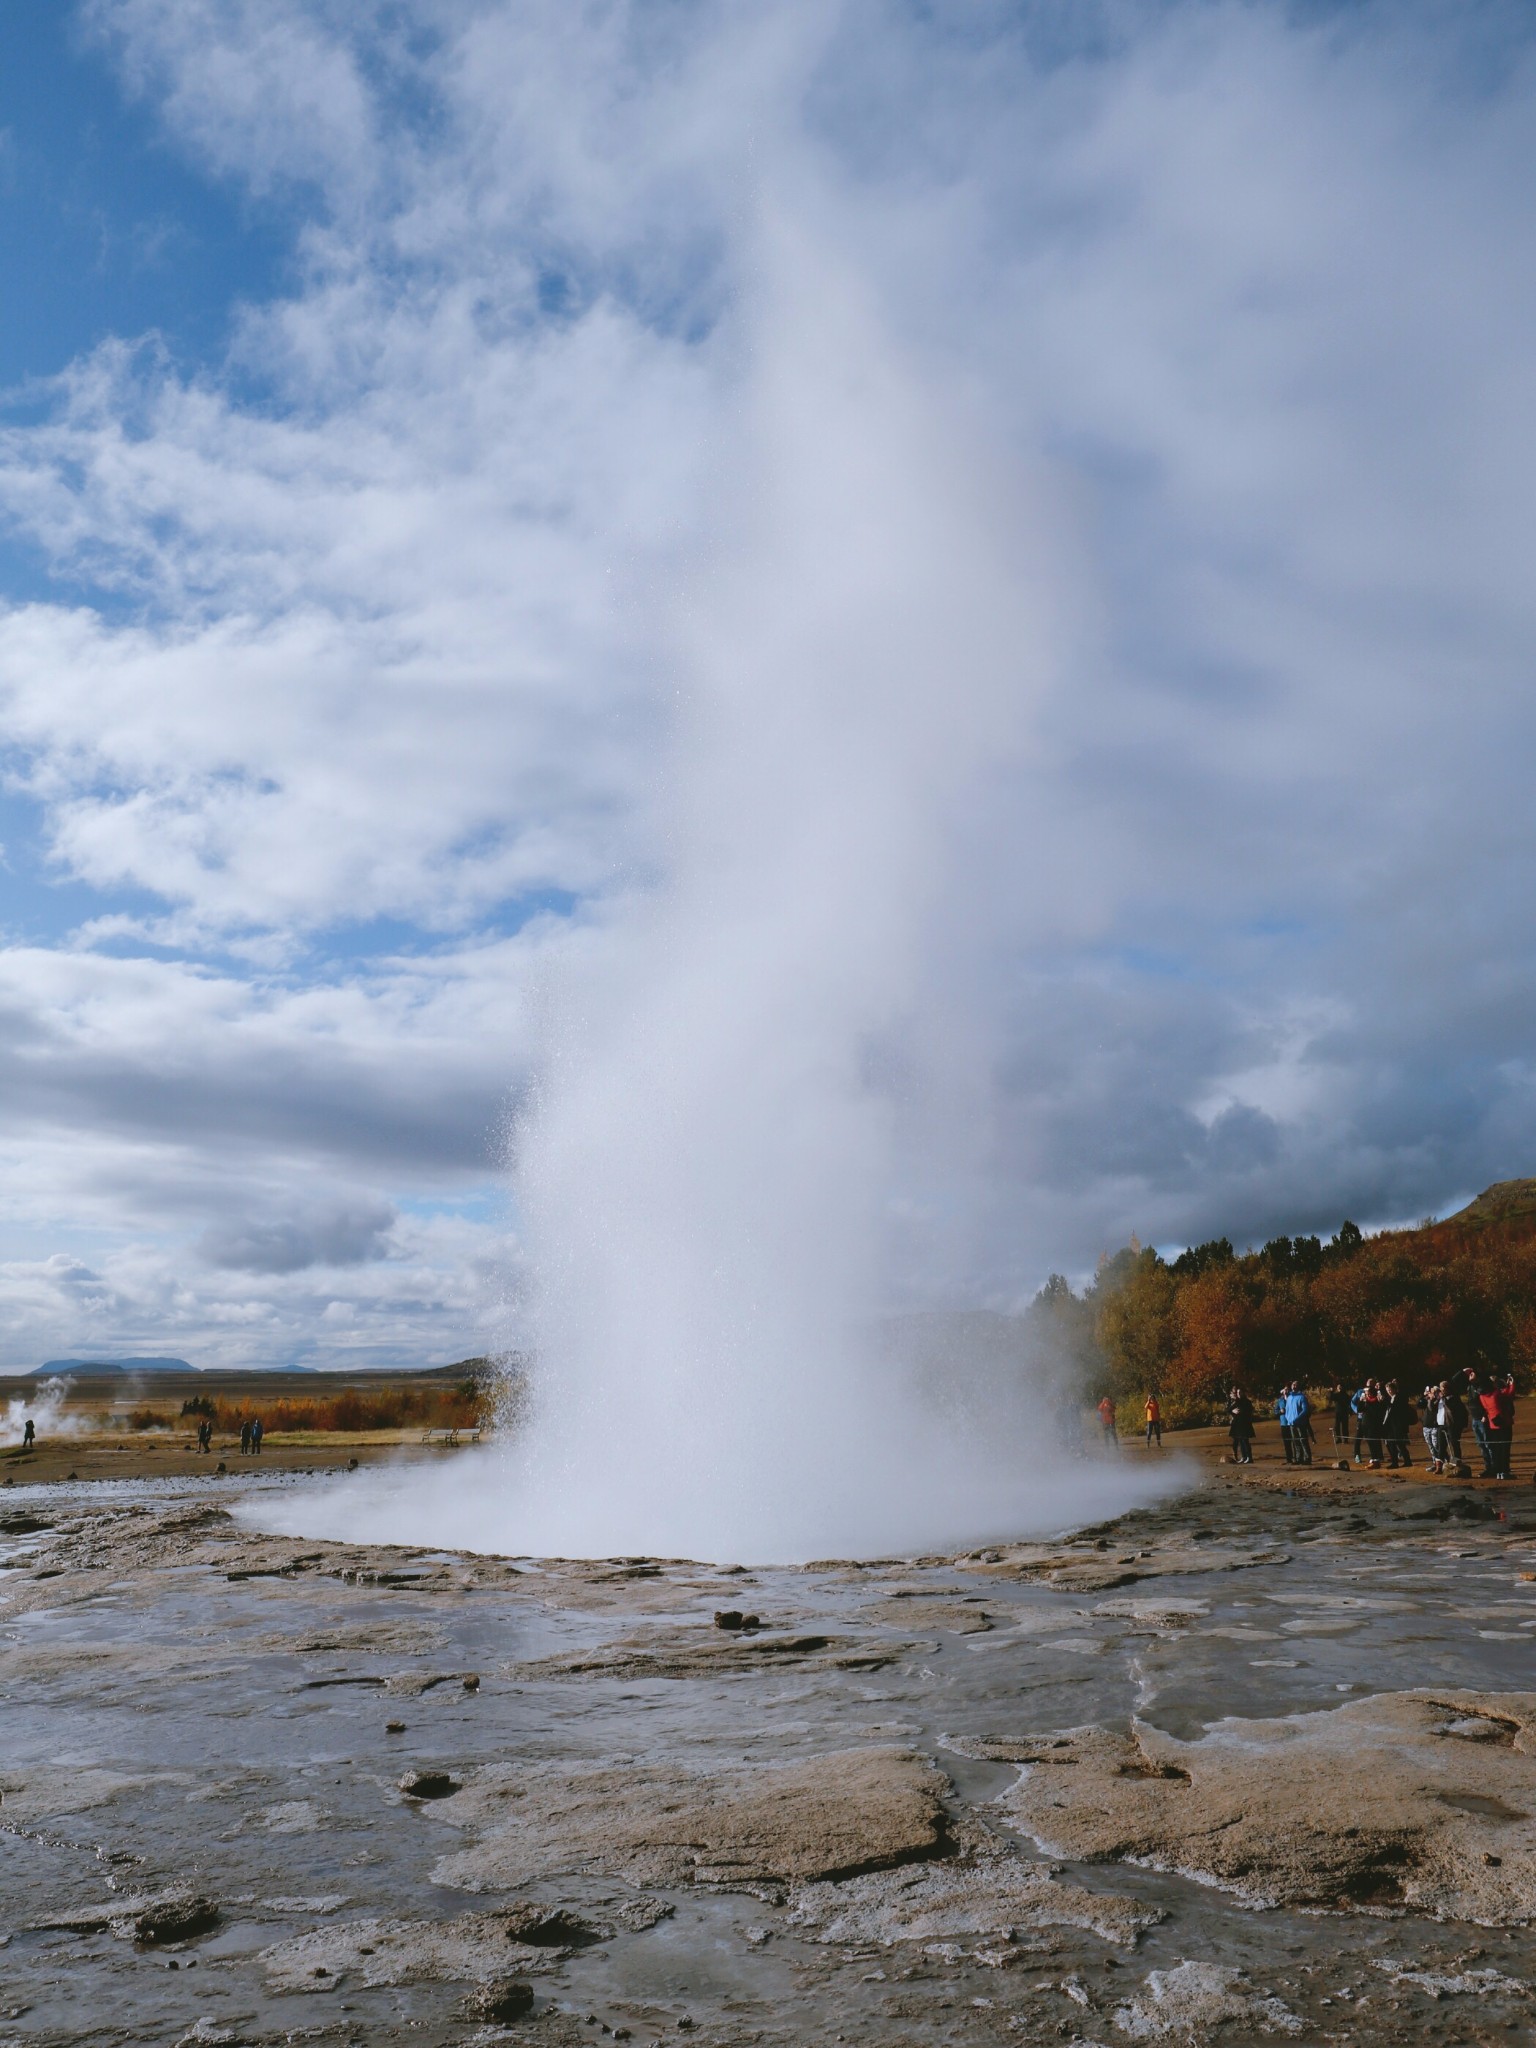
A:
1448,1179,1536,1228
1085,1181,1536,1420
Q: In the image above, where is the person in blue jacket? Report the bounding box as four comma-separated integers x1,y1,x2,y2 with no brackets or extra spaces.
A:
1281,1382,1313,1466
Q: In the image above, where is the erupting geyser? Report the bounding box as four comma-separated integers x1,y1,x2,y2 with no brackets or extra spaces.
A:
254,214,1183,1562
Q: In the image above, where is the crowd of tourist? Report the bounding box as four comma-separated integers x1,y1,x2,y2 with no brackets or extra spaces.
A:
1219,1368,1518,1476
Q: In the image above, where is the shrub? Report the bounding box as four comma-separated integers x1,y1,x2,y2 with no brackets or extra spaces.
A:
199,1385,486,1435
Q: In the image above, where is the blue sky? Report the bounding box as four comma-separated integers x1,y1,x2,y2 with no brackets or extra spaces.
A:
0,6,285,392
1,0,1535,1371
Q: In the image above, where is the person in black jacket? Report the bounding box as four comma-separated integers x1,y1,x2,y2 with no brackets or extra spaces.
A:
1227,1386,1255,1465
1464,1369,1493,1475
1329,1381,1352,1448
1355,1379,1388,1467
1441,1381,1468,1469
1382,1380,1415,1467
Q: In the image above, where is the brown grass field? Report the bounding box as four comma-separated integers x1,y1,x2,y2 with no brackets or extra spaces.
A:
3,1367,1534,1502
0,1363,496,1484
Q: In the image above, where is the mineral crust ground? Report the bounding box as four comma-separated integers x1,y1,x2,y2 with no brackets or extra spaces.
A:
4,1446,1536,2046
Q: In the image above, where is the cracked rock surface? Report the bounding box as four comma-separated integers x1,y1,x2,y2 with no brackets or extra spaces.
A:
5,1470,1536,2044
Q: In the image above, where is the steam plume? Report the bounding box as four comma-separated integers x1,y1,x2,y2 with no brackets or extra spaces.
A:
256,208,1181,1561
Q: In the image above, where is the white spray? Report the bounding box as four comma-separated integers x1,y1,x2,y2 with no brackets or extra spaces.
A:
0,1376,87,1447
257,213,1183,1561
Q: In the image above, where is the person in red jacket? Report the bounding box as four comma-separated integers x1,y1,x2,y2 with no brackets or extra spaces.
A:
1480,1375,1516,1481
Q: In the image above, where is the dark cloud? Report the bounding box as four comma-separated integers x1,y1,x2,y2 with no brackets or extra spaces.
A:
199,1199,397,1274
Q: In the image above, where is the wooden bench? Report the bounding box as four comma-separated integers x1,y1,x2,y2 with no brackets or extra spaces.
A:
419,1426,482,1446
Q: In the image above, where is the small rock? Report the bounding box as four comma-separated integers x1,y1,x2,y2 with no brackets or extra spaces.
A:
135,1896,221,1945
398,1769,459,1800
461,1978,535,2022
215,1462,226,1474
385,1720,406,1733
177,2022,241,2047
501,1901,600,1948
348,1457,360,1470
462,1673,480,1692
677,2018,696,2032
714,1610,745,1630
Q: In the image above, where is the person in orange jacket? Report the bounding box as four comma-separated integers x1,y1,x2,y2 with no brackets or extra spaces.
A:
1144,1393,1163,1448
1096,1394,1118,1447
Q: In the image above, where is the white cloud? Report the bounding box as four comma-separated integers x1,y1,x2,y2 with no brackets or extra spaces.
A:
0,2,1532,1366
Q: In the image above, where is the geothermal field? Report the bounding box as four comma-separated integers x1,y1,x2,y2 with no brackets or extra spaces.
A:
6,1435,1536,2048
4,6,1532,2048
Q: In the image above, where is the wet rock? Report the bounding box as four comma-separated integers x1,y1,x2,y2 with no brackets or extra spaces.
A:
1090,1597,1210,1632
399,1769,460,1799
501,1901,602,1947
787,1851,1160,1949
713,1610,745,1629
999,1689,1536,1919
461,1977,536,2021
3,1768,172,1825
432,1746,952,1893
263,1911,572,1993
176,2022,243,2047
258,1799,325,1833
1410,1495,1501,1522
385,1669,469,1696
865,1598,995,1635
134,1895,221,1944
962,1539,1287,1593
463,1672,481,1690
1112,1960,1302,2038
1374,1957,1529,1999
269,1621,445,1656
506,1628,905,1681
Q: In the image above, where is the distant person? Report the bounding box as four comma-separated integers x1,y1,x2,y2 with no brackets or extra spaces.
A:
1428,1380,1467,1474
1424,1381,1447,1470
251,1416,264,1455
1282,1382,1313,1466
1143,1394,1163,1448
1096,1395,1117,1448
1355,1379,1387,1468
1329,1381,1352,1448
21,1417,34,1450
1441,1379,1469,1469
239,1419,251,1456
1350,1380,1370,1463
1227,1386,1255,1464
1481,1374,1516,1481
1296,1383,1316,1464
1465,1369,1493,1474
1275,1390,1293,1464
1382,1380,1416,1467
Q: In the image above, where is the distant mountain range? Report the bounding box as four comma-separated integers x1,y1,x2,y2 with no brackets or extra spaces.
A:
42,1358,197,1375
